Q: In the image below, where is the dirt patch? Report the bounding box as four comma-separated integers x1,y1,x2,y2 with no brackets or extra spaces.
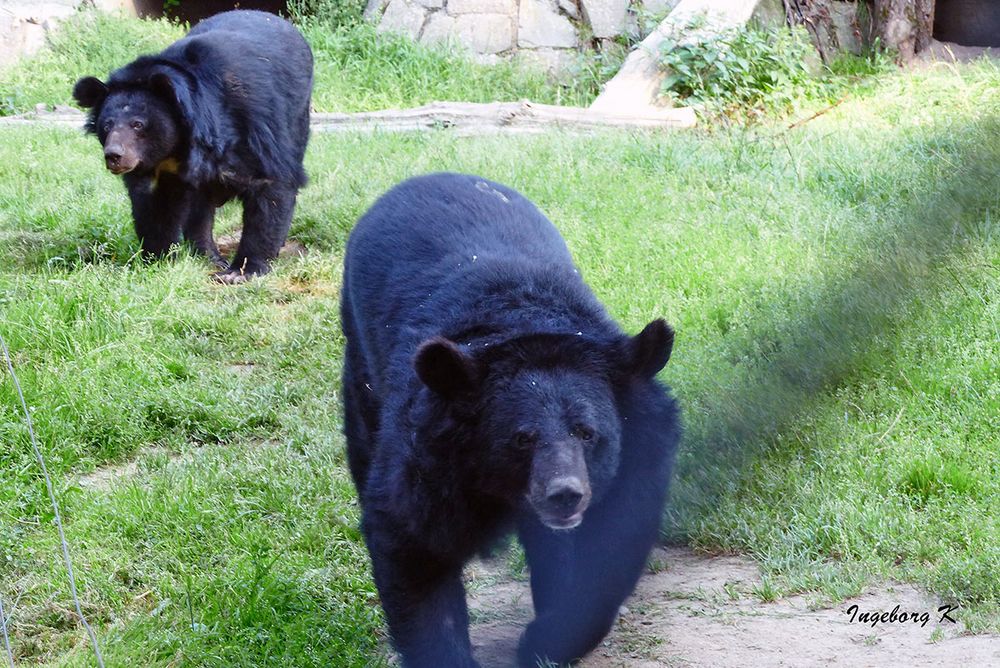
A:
216,231,307,260
917,39,1000,63
466,547,1000,667
76,460,140,490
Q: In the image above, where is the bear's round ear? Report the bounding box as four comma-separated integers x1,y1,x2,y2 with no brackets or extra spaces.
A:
149,73,177,104
414,337,479,398
625,319,674,379
72,77,108,109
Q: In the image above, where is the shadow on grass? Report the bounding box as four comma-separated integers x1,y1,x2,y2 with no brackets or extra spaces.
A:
670,114,1000,533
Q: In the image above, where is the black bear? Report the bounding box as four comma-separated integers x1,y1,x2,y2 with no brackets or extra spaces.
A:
72,10,312,283
341,173,680,667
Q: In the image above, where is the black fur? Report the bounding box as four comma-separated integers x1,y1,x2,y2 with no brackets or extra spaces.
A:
73,10,313,281
341,173,681,667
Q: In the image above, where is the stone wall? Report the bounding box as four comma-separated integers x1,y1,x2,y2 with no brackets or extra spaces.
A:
0,0,289,68
0,0,136,68
365,0,679,71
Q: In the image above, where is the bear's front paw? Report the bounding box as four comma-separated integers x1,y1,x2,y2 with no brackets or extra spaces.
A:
212,266,270,284
212,269,253,285
517,616,569,668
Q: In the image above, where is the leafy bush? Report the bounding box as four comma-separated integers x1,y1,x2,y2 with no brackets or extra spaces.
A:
659,22,818,113
288,0,368,28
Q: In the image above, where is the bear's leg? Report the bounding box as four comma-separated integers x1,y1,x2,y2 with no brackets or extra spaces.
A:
518,497,662,667
341,353,379,491
367,539,479,668
126,175,186,259
517,392,677,667
215,182,297,284
182,190,226,269
517,516,573,617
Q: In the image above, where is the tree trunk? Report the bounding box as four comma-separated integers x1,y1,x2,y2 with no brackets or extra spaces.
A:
872,0,934,60
785,0,934,61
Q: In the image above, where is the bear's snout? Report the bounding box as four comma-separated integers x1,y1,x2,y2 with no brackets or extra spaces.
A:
543,476,591,528
103,134,139,174
530,447,593,530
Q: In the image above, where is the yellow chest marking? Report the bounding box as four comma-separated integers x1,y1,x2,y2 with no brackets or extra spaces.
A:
152,158,181,189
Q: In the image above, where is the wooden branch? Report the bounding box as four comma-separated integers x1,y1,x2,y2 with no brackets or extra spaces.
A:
786,96,847,130
309,101,696,134
1,101,696,133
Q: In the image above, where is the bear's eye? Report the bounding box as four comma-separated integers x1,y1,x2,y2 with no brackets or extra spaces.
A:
514,431,537,449
573,426,594,442
131,120,145,131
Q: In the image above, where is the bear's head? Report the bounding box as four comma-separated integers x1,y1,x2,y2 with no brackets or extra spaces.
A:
72,74,182,176
414,319,673,530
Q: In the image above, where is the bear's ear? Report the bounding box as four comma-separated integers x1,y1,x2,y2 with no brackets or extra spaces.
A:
149,72,180,107
625,319,674,379
414,337,479,398
73,77,108,109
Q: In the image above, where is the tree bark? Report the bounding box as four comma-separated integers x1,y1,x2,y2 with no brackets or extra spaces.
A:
872,0,934,60
786,0,934,61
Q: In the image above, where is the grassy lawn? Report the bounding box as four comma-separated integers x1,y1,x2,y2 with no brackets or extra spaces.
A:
1,11,999,666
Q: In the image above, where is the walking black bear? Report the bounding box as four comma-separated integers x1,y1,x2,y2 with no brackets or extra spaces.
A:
73,10,312,283
341,173,681,667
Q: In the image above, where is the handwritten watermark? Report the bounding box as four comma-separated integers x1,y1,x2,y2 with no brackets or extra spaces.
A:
845,604,959,628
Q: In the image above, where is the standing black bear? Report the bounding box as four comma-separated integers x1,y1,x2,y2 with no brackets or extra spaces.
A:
341,173,680,667
72,10,312,283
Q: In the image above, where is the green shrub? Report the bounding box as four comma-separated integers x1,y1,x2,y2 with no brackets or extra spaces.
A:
658,22,817,113
288,0,367,29
899,456,979,505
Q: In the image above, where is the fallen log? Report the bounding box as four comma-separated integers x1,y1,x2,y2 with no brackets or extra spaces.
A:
309,100,696,133
0,101,696,133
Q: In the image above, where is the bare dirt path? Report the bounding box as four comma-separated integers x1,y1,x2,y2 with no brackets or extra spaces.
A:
465,547,1000,667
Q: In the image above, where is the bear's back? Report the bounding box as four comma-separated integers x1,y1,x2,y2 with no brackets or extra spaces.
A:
345,172,576,303
342,173,615,380
161,10,312,77
187,10,308,49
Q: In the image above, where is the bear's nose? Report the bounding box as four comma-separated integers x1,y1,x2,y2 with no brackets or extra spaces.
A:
545,477,585,514
104,150,122,167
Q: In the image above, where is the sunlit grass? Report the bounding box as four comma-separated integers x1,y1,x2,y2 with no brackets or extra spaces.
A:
0,53,997,665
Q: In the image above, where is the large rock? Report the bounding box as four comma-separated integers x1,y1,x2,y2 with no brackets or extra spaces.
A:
453,14,515,53
642,0,680,17
580,0,630,38
516,46,580,78
0,1,76,67
419,11,455,44
447,0,517,14
518,0,578,49
376,0,428,40
558,0,581,20
826,0,866,54
420,11,515,55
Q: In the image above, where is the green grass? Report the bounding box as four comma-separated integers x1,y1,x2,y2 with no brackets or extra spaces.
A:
0,49,998,667
0,10,596,116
